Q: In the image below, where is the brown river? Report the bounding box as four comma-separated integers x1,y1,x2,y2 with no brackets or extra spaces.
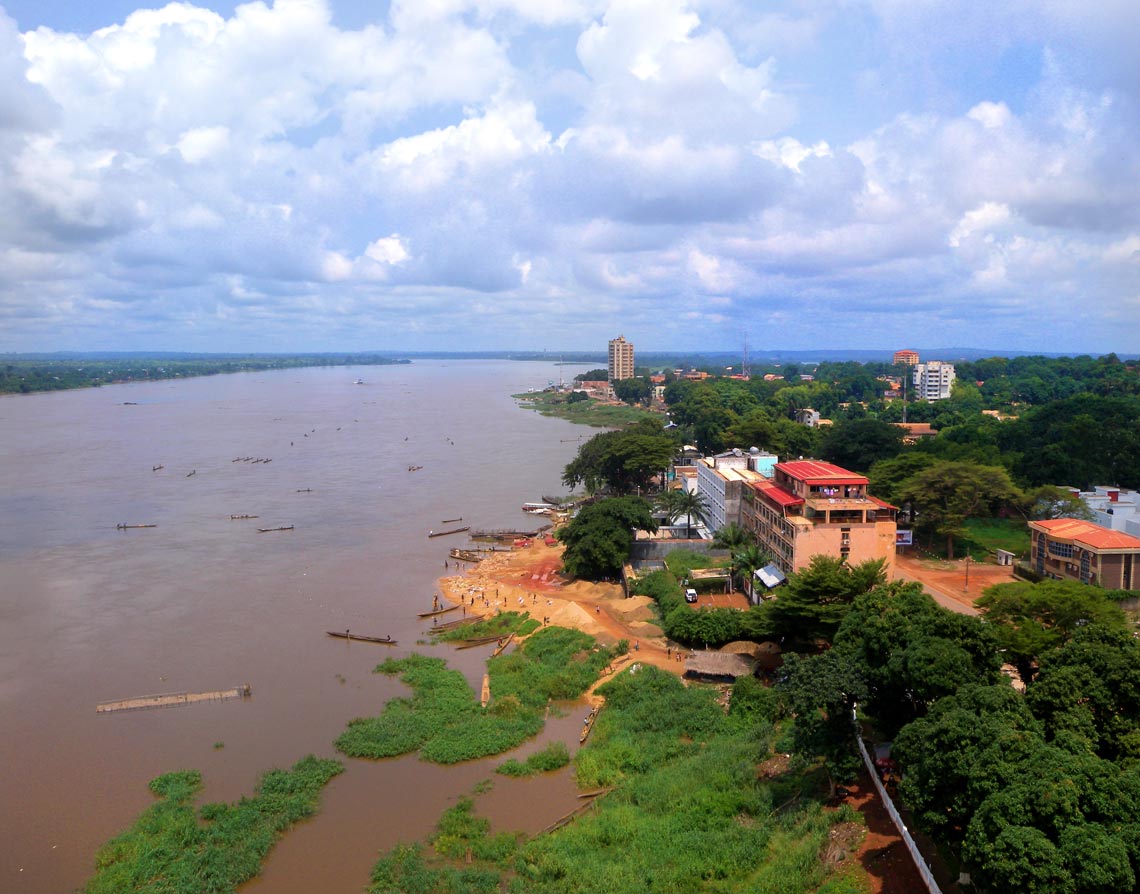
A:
0,360,592,894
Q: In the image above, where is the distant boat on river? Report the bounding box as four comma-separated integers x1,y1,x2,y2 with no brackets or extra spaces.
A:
428,526,470,538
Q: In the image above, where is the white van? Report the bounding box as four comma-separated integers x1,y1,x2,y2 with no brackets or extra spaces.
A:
685,588,698,603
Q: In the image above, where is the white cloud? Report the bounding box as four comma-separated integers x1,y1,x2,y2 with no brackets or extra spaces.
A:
0,0,1137,353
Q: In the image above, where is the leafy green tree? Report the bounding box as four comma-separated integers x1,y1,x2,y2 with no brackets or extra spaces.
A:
976,580,1130,681
763,556,886,643
779,650,866,797
893,684,1043,837
721,409,779,452
835,582,1001,732
612,377,651,406
557,497,658,580
562,421,677,494
1024,485,1096,521
731,543,773,599
898,460,1023,558
1026,626,1140,761
818,418,906,472
867,452,939,508
575,368,609,382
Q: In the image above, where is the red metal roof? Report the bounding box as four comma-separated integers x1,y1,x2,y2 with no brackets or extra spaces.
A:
868,495,899,511
1032,518,1140,551
776,460,868,486
752,482,804,508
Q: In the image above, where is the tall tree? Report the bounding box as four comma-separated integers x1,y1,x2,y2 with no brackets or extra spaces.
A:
562,421,677,494
763,556,887,643
655,488,709,539
612,377,651,406
557,496,658,580
898,460,1022,558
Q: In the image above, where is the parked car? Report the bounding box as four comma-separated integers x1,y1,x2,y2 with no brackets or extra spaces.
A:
685,588,698,603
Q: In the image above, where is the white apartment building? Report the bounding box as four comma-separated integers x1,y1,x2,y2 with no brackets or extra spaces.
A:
694,447,779,533
912,361,956,401
1074,486,1140,539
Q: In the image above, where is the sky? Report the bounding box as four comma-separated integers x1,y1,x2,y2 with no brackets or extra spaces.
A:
1,0,1138,355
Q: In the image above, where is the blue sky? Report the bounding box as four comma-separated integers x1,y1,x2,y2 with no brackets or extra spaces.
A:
1,0,1137,354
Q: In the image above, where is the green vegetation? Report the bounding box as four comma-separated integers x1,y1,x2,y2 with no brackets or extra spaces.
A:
561,419,678,494
1,353,408,394
336,628,618,764
496,742,571,777
432,611,540,643
557,496,658,580
86,755,342,894
514,390,662,427
960,517,1031,558
367,665,867,894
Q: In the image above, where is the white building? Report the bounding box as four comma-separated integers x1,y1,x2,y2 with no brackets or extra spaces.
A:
607,335,634,382
695,447,779,533
1075,486,1140,539
912,361,956,401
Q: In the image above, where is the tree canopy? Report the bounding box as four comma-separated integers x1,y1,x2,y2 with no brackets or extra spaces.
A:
556,496,657,581
561,420,677,494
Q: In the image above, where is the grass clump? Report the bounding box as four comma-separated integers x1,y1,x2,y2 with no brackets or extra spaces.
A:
87,755,343,894
366,665,868,894
497,742,571,777
337,628,619,765
433,611,539,643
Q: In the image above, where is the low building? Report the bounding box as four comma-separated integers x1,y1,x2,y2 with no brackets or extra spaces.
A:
695,447,779,533
1073,486,1140,538
893,422,938,444
741,460,897,578
1030,518,1140,589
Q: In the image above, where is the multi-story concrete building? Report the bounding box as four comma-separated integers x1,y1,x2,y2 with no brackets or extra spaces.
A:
694,448,779,533
741,460,897,577
1029,518,1140,590
912,361,956,401
893,349,920,366
607,335,634,382
1070,486,1140,538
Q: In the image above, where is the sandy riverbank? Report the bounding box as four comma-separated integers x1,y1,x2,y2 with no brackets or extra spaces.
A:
437,538,689,681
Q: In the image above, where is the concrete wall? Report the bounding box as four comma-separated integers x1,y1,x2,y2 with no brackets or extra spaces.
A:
631,541,729,562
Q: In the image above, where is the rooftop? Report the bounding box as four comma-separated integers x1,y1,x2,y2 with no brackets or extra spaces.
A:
775,460,868,486
1032,518,1140,551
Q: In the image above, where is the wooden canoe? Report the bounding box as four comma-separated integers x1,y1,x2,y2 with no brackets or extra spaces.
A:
327,630,397,645
428,526,470,538
490,633,514,658
418,604,460,618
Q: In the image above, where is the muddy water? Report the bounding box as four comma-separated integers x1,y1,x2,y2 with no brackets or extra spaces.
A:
0,361,592,894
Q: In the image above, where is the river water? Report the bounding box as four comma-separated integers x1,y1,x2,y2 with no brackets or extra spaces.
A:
0,360,592,894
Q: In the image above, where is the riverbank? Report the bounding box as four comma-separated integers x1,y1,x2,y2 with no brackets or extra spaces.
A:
438,539,686,689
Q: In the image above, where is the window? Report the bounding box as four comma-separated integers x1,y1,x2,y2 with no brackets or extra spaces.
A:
1048,541,1074,559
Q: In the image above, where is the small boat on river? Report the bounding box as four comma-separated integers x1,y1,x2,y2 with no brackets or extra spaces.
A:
441,516,463,523
418,604,461,618
117,523,157,529
449,548,484,563
428,526,470,538
257,525,294,533
230,514,259,520
327,630,396,645
490,633,514,658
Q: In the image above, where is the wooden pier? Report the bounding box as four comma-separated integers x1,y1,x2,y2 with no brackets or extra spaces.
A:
97,684,251,714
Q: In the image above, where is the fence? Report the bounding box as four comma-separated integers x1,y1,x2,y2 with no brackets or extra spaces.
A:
852,710,943,894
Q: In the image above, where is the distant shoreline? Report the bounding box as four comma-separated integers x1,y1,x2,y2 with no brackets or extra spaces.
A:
0,354,411,395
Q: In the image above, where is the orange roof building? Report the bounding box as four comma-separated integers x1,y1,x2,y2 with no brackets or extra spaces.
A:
1029,518,1140,590
742,459,897,579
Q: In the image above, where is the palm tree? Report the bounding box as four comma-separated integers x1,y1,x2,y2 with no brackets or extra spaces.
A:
666,489,709,539
712,522,751,553
732,543,773,600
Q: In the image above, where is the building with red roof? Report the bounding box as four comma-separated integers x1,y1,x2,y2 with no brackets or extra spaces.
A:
741,459,897,580
1029,518,1140,589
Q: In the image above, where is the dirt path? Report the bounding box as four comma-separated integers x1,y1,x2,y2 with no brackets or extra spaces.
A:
893,552,1016,615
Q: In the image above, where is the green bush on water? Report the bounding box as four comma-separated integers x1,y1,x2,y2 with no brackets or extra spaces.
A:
496,741,571,777
337,627,619,764
366,665,869,894
86,755,343,894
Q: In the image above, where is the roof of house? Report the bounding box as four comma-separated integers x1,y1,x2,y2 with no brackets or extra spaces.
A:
751,481,805,508
683,651,757,680
775,460,868,486
1031,518,1140,551
893,422,937,437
